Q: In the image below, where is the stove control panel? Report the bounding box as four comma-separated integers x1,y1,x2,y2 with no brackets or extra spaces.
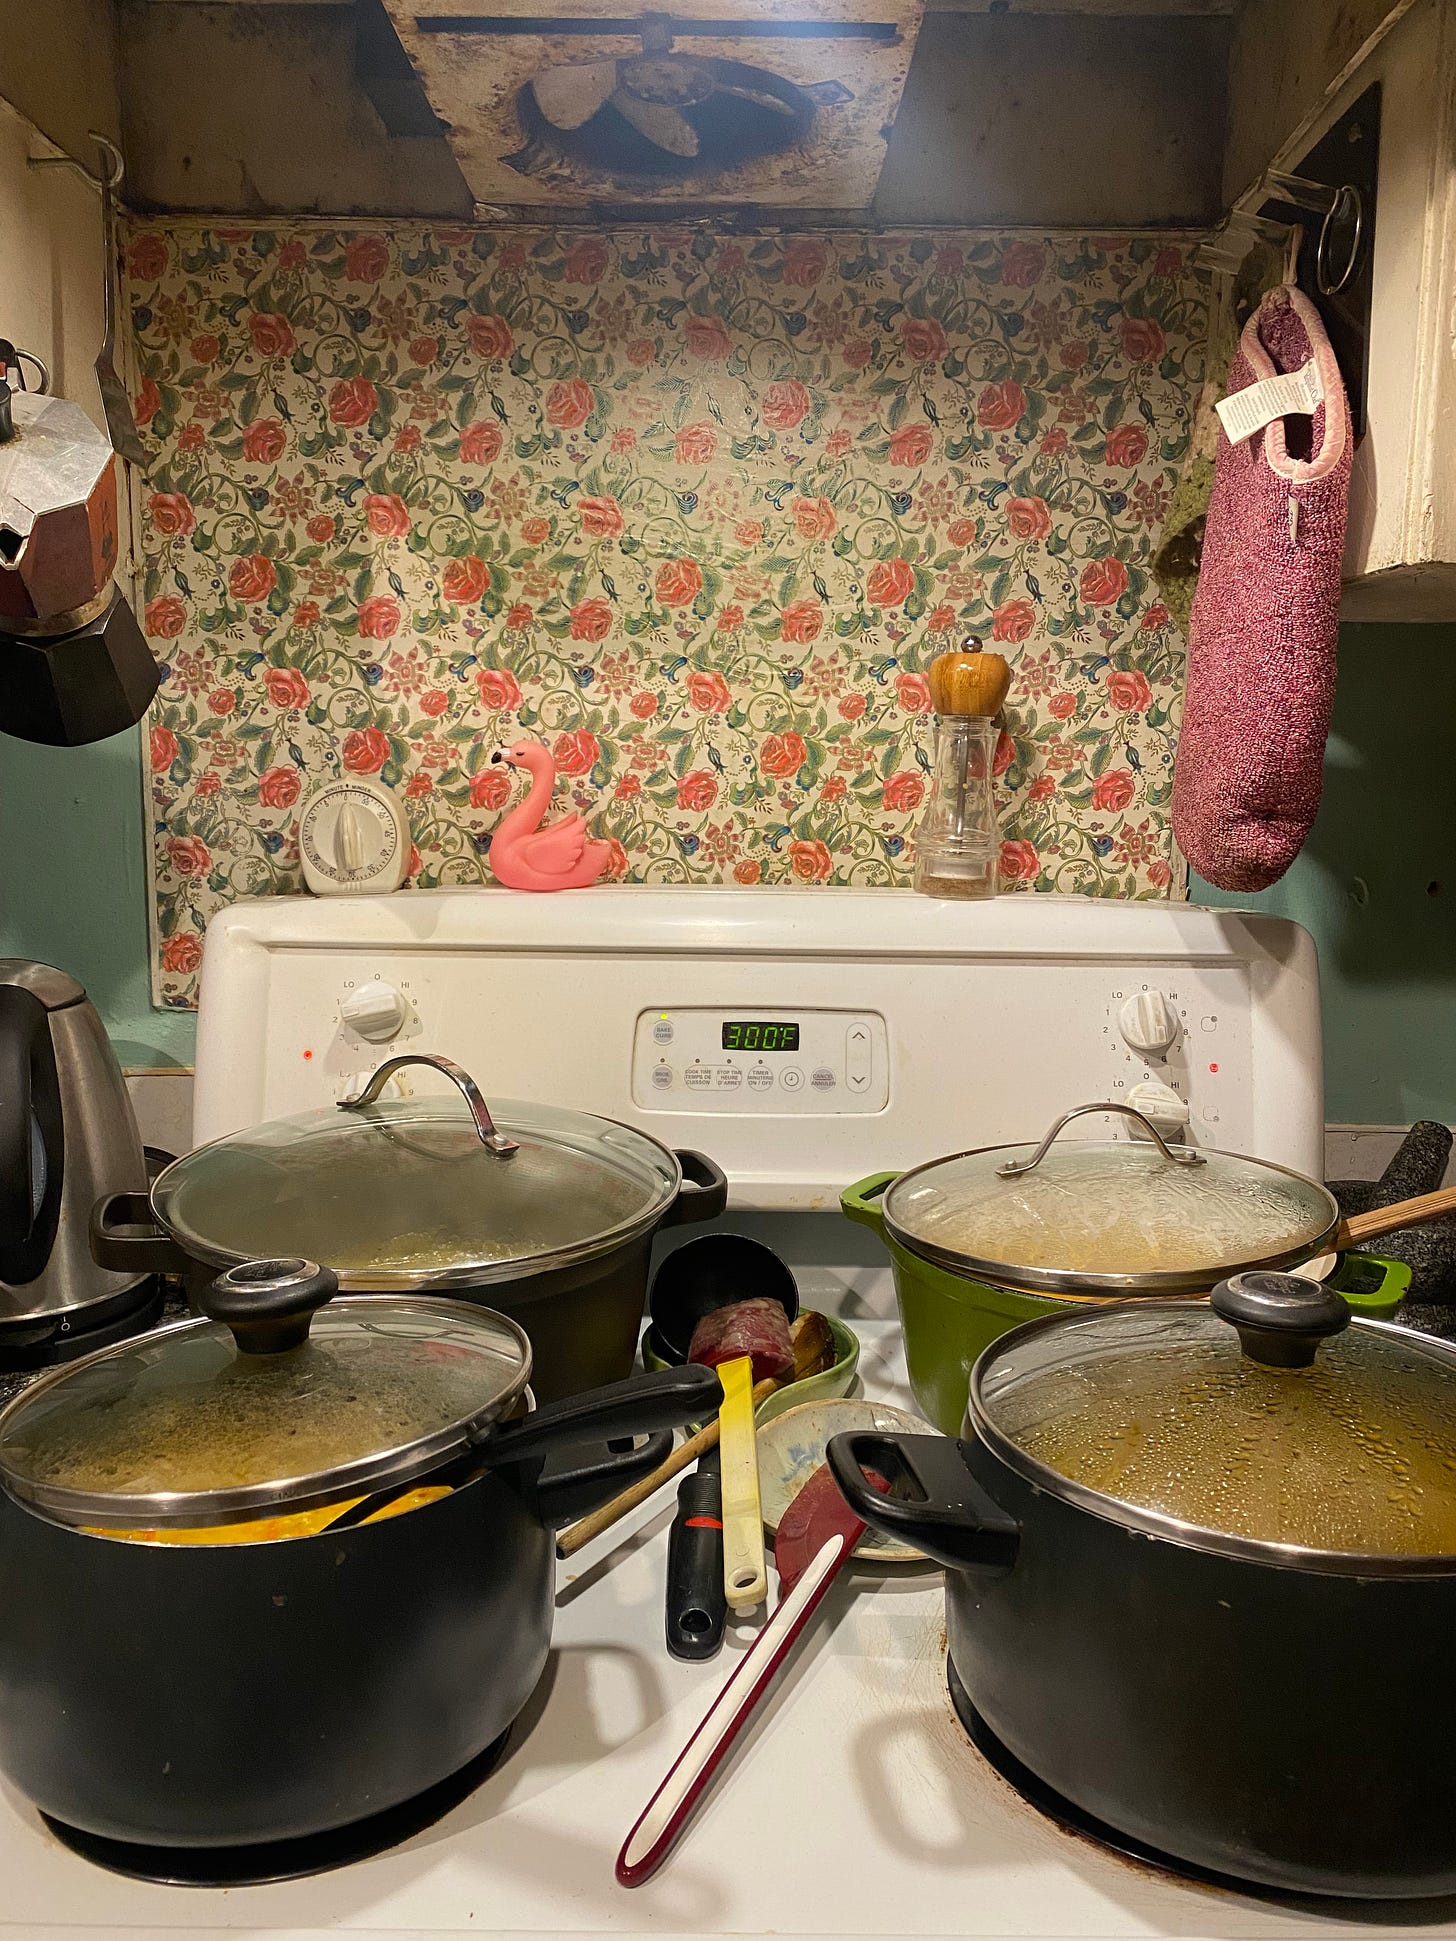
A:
632,1009,889,1113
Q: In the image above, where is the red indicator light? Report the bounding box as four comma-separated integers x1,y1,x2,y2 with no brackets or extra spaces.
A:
1208,1062,1218,1074
303,1049,314,1060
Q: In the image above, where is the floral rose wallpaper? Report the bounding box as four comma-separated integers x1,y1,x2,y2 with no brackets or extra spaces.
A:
129,222,1206,1007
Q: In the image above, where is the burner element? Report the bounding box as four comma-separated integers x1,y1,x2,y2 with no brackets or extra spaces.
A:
40,1730,511,1885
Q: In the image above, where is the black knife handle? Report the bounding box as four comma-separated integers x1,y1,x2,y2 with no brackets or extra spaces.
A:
665,1458,726,1661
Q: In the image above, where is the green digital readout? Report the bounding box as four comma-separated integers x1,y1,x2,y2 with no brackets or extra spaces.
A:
721,1021,800,1052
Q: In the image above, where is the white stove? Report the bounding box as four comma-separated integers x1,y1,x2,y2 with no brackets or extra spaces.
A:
8,887,1429,1941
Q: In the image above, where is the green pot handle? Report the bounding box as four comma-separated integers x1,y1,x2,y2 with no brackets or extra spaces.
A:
840,1172,899,1233
1329,1251,1411,1320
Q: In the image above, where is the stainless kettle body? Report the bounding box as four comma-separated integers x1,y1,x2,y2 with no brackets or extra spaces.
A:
0,962,148,1336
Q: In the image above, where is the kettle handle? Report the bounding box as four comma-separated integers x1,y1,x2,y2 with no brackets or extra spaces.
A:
0,986,60,1271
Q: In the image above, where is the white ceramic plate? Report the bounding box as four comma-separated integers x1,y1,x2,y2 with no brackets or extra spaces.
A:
757,1397,939,1565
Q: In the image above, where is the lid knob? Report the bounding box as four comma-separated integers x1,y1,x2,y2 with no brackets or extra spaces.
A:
1210,1270,1350,1369
202,1258,340,1355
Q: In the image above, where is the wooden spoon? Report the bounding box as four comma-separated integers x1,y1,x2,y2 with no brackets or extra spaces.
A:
555,1312,837,1560
1334,1182,1456,1252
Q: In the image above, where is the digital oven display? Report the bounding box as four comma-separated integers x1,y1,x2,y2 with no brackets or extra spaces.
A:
721,1021,800,1053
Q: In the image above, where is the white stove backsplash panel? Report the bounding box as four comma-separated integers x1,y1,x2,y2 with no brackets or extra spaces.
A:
193,888,1323,1203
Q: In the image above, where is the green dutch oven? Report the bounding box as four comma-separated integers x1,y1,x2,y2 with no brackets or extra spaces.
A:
843,1102,1412,1436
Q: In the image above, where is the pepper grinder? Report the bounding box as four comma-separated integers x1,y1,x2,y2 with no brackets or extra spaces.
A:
912,637,1012,901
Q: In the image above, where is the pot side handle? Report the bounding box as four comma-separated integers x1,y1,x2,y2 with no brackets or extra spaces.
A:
839,1173,897,1233
90,1190,192,1275
662,1151,729,1228
474,1363,723,1468
532,1429,676,1527
826,1431,1019,1575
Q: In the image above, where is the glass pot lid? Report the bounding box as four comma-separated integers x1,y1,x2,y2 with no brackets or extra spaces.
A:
882,1103,1338,1295
151,1054,682,1289
973,1272,1456,1570
0,1259,531,1529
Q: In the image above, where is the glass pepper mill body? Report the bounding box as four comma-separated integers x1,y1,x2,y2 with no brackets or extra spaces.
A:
912,638,1012,902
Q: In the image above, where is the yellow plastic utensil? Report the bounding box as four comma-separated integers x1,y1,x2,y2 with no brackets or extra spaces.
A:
717,1356,766,1610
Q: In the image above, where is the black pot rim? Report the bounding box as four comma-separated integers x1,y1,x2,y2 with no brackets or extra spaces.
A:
968,1307,1456,1580
883,1141,1339,1298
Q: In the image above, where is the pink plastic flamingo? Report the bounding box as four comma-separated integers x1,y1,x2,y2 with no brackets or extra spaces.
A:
486,737,613,891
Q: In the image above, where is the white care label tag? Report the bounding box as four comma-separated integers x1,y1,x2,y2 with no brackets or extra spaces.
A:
1214,358,1324,443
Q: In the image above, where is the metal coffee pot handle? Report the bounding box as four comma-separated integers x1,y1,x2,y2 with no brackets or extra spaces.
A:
996,1101,1205,1177
338,1053,520,1157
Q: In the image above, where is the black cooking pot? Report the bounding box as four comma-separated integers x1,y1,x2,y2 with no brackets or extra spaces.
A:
0,1259,720,1850
90,1053,728,1403
828,1272,1456,1900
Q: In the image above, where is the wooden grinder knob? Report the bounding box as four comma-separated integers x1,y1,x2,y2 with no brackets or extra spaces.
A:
927,637,1011,719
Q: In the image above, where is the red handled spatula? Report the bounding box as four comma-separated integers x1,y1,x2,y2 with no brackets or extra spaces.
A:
616,1461,888,1888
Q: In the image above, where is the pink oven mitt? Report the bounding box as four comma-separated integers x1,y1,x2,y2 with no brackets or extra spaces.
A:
1171,285,1352,892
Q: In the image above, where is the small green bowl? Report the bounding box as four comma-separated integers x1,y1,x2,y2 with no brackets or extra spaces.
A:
640,1312,860,1424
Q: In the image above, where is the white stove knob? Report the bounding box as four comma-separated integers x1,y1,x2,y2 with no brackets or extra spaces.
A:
340,981,409,1043
1118,989,1178,1057
1125,1080,1191,1140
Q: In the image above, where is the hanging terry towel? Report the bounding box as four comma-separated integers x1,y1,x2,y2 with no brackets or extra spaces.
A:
1171,285,1352,892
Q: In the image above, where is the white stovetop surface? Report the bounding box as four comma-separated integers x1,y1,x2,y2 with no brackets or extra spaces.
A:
2,1320,1451,1941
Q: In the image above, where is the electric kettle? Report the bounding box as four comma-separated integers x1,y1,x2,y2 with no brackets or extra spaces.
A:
0,961,152,1350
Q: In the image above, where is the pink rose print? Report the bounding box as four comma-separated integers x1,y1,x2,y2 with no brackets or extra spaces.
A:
365,493,410,538
998,840,1040,882
506,603,534,630
190,333,219,365
563,238,609,284
781,600,824,644
229,554,276,603
761,732,808,779
150,726,178,772
793,497,836,540
264,667,310,710
209,688,236,715
521,517,550,545
677,771,718,811
148,492,195,539
579,496,624,539
1105,424,1149,467
718,605,745,632
477,667,522,710
656,558,703,607
888,425,933,467
866,558,914,607
685,315,731,359
1107,670,1152,711
734,859,762,884
895,674,930,713
687,670,731,712
570,598,612,642
999,241,1046,288
675,422,717,465
839,693,867,720
306,514,336,543
161,933,202,975
978,381,1027,432
790,840,832,882
357,595,401,639
1141,604,1171,632
345,236,389,282
900,315,948,363
1080,556,1129,606
553,729,599,777
1048,690,1077,719
1092,769,1135,812
992,599,1035,642
545,379,594,428
420,690,448,718
630,692,658,719
342,727,390,774
763,380,811,431
459,421,503,464
134,378,160,427
443,555,488,604
410,335,438,365
1119,316,1166,363
782,240,828,286
1006,496,1051,541
882,771,924,812
249,313,296,359
328,376,377,427
735,520,763,547
258,766,300,809
946,517,978,546
167,836,212,878
128,235,168,281
242,420,286,463
467,314,513,360
470,768,512,810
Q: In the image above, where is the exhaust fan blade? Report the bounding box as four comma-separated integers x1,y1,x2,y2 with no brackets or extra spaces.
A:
531,59,620,130
715,84,797,117
613,89,699,156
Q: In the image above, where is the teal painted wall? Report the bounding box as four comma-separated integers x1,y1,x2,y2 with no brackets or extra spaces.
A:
0,726,195,1068
1,621,1451,1105
1194,621,1456,1127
